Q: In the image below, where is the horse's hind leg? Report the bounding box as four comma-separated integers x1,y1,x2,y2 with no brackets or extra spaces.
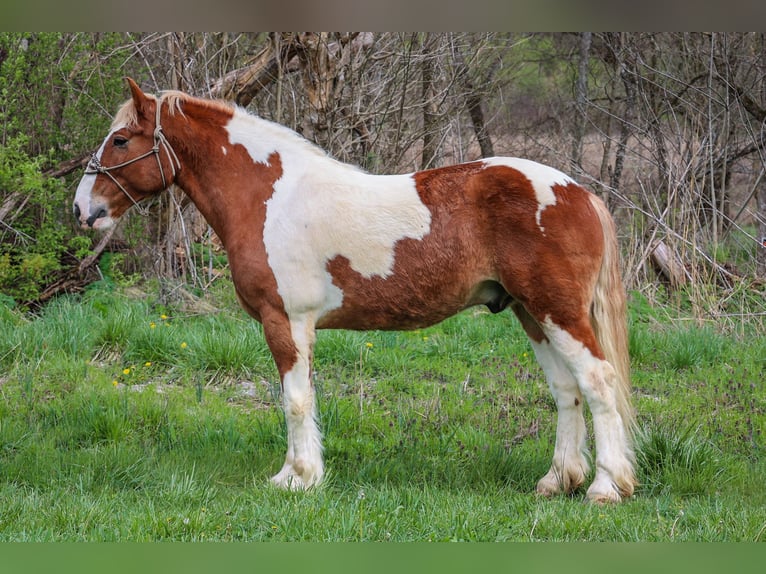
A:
511,304,589,495
540,316,635,502
531,338,590,495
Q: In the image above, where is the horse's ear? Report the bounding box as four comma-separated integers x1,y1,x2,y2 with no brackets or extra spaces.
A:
125,77,153,119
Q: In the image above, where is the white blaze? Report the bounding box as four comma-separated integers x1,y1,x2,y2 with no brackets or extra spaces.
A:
74,127,125,229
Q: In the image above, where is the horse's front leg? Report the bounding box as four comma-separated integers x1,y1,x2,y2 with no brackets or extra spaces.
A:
262,310,323,490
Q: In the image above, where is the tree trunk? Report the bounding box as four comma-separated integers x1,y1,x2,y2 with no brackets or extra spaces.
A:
454,38,494,159
208,33,300,107
651,239,689,289
420,33,441,169
609,33,636,211
570,32,591,172
466,91,494,159
758,33,766,278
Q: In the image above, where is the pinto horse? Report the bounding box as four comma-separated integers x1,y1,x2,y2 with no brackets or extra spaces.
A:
73,78,636,502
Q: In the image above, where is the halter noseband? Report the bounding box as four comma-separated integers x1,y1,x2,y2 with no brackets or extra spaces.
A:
85,98,181,216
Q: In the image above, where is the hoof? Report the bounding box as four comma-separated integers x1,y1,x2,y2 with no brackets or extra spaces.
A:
536,475,562,497
536,466,586,497
270,461,322,491
585,488,622,504
585,472,635,503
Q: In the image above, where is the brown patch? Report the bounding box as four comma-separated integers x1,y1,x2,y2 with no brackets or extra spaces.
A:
574,397,580,406
200,149,296,376
510,301,546,344
316,160,607,364
479,169,606,358
317,162,496,330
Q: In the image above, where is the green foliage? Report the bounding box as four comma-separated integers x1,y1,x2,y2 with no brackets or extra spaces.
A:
0,136,70,302
0,33,135,158
0,33,147,303
628,293,733,372
636,425,729,496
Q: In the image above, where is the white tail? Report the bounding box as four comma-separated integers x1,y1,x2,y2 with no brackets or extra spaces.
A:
589,194,635,440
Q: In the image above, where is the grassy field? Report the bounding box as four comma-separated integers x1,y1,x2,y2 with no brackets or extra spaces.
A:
0,279,764,541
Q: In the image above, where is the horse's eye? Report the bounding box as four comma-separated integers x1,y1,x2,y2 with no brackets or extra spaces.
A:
113,136,129,148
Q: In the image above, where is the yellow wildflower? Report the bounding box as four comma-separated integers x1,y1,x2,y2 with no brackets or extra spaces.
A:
122,368,131,375
180,342,188,349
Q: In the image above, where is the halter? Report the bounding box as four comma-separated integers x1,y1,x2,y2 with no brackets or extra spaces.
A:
85,98,181,216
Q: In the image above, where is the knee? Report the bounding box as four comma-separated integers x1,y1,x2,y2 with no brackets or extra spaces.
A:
283,387,315,418
581,362,617,406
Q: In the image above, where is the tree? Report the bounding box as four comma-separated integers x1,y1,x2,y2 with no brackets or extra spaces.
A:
3,32,766,311
0,33,133,304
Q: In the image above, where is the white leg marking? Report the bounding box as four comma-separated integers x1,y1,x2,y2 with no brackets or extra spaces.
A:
531,339,589,496
542,318,634,502
271,316,324,490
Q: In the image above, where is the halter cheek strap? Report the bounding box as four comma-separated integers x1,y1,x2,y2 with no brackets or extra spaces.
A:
85,98,181,216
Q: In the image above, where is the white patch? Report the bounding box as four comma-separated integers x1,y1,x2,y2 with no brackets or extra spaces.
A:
91,215,116,230
74,127,124,228
271,315,323,489
73,172,97,219
225,111,432,318
539,315,634,501
483,157,574,233
530,338,589,495
221,146,227,155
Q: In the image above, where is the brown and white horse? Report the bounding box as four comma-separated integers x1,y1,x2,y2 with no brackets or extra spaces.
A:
74,78,636,502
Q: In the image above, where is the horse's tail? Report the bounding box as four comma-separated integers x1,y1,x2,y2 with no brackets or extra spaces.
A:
588,194,635,439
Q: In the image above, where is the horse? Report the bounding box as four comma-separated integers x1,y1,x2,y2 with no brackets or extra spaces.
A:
73,78,637,502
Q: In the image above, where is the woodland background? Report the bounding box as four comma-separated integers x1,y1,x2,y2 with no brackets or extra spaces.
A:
1,32,765,318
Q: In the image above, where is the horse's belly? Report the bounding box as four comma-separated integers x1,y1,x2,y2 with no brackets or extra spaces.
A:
315,296,468,331
314,254,495,331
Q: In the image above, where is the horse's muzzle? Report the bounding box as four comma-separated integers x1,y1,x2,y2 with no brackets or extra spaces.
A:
73,202,108,229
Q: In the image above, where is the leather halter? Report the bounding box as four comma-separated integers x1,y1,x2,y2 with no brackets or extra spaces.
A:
85,98,181,216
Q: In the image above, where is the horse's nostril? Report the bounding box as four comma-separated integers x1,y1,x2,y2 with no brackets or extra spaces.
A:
73,204,81,221
85,207,108,228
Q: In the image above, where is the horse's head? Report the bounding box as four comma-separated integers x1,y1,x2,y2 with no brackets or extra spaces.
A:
73,78,180,229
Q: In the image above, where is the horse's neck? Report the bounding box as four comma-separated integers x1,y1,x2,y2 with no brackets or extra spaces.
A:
171,143,313,251
173,168,265,251
169,108,366,250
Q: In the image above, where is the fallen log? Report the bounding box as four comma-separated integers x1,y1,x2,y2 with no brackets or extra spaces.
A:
650,239,689,289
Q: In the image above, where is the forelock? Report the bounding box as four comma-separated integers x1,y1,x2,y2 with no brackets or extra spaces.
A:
111,94,156,130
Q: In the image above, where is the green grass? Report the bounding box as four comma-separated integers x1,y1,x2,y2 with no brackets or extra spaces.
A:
0,281,764,541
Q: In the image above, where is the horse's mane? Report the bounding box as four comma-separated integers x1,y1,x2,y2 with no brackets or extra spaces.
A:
111,90,234,130
110,87,355,170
